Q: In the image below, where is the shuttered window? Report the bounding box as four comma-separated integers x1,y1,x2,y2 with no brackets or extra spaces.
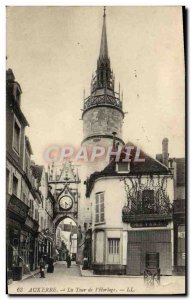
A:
95,192,104,223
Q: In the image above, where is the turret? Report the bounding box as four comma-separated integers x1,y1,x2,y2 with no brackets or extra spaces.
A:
81,7,125,174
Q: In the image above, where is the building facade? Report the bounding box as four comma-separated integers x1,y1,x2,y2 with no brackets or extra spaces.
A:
31,165,55,264
156,140,186,275
170,158,185,275
6,69,55,281
86,143,174,275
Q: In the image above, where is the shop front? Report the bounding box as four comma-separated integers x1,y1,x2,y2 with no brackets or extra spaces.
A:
6,194,29,281
126,229,172,275
21,215,39,273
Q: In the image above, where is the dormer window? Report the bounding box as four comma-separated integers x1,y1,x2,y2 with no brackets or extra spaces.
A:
116,162,130,174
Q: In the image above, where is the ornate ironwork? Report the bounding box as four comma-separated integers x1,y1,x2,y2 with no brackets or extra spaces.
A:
144,268,160,286
83,94,122,112
122,175,173,222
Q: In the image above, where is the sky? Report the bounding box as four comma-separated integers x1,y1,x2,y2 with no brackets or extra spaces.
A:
6,6,185,165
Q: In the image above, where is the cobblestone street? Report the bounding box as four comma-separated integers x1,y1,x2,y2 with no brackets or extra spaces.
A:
8,261,185,295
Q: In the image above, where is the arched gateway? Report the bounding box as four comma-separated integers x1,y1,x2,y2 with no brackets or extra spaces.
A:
48,161,82,262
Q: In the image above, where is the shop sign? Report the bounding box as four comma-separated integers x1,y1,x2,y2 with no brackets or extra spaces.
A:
8,195,29,220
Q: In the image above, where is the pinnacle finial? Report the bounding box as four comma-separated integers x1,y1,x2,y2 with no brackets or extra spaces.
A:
103,6,106,18
99,6,108,59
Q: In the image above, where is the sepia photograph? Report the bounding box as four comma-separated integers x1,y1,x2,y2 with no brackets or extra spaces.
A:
5,5,186,295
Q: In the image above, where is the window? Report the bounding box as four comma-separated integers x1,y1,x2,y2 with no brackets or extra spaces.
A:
13,118,21,154
22,193,26,203
95,192,104,223
25,150,31,177
35,209,38,221
41,217,43,228
29,200,34,218
108,238,120,254
108,238,120,264
6,169,10,195
142,190,155,214
12,175,18,196
116,162,130,173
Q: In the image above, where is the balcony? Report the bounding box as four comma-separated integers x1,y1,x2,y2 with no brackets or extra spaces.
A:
7,194,29,222
122,203,173,225
83,93,123,113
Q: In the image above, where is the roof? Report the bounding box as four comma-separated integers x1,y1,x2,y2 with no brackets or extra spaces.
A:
86,141,171,197
6,69,29,127
31,165,44,182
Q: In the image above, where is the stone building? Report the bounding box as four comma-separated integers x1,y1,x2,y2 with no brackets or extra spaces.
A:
6,68,39,278
156,140,185,275
19,138,40,273
48,161,80,260
171,158,185,275
6,69,55,281
31,165,55,263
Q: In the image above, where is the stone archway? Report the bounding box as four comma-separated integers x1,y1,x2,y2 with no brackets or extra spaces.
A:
53,214,78,230
53,214,83,264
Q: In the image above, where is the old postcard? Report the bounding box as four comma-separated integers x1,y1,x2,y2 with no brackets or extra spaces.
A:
6,6,186,295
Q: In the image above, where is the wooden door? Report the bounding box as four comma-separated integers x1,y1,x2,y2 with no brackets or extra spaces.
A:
127,244,141,275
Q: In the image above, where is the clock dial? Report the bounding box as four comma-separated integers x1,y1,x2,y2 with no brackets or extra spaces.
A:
59,196,73,210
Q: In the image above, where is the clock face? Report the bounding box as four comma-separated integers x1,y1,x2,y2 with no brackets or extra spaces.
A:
59,196,73,210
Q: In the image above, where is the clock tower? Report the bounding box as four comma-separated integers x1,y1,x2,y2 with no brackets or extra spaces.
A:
48,161,80,228
82,8,125,174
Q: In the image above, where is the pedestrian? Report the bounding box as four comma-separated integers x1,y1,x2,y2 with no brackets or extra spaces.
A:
39,258,45,278
47,257,54,273
66,253,71,268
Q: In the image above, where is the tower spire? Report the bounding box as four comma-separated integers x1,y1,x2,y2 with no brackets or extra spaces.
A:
99,6,108,59
90,7,117,94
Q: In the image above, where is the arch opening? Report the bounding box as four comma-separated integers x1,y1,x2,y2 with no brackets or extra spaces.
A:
55,216,78,263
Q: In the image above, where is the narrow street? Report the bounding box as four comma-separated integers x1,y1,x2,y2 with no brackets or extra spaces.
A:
8,261,185,295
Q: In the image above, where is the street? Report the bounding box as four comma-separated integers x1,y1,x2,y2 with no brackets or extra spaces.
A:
8,261,185,295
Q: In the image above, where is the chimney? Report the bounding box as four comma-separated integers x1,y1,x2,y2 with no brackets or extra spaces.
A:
162,138,169,167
